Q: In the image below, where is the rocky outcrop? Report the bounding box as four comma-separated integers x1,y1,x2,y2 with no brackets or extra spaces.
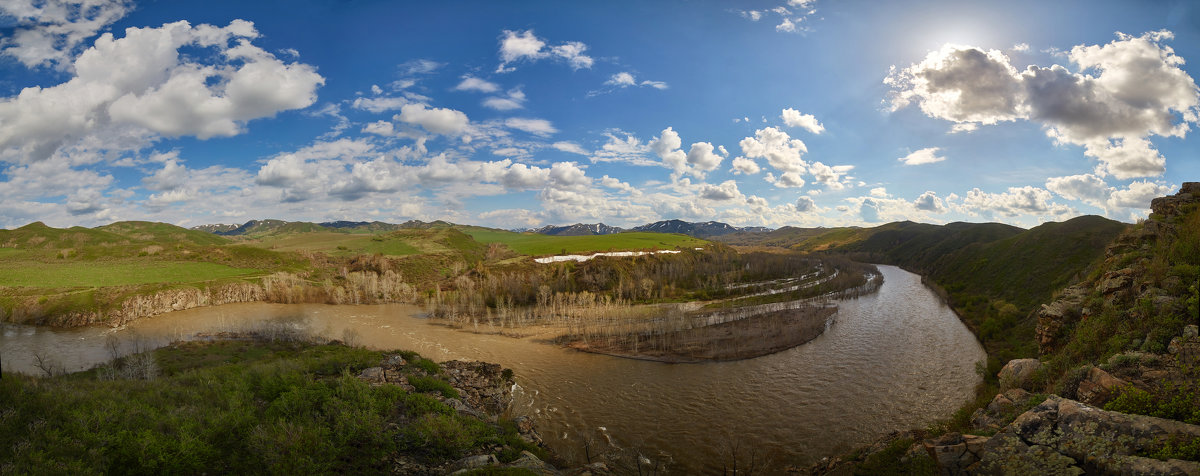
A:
53,281,267,327
924,432,990,475
998,358,1042,390
1036,284,1088,354
970,389,1034,433
1074,366,1126,407
1150,182,1200,218
975,396,1200,475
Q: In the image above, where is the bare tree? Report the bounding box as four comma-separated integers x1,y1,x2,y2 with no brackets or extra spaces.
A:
32,351,60,377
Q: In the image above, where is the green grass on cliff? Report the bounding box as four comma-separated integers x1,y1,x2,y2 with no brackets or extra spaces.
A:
0,340,542,474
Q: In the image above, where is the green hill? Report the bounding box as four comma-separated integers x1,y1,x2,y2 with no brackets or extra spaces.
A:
97,221,231,246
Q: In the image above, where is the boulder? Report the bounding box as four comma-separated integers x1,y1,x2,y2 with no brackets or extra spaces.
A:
924,432,989,475
976,396,1200,475
1074,366,1126,407
508,451,561,476
998,359,1042,391
358,366,384,383
448,454,499,474
1186,324,1199,340
971,389,1032,432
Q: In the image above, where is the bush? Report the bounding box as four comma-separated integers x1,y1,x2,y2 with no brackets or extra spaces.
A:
400,413,488,460
408,375,459,399
413,358,441,374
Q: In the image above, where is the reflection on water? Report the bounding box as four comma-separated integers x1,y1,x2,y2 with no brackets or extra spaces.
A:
0,265,984,472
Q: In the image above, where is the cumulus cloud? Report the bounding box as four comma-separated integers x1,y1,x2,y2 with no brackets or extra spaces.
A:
780,108,825,134
699,180,742,201
496,29,593,73
0,0,133,69
395,104,470,136
913,190,946,212
887,31,1199,179
0,19,324,164
731,157,761,175
1045,173,1173,215
898,147,946,165
739,127,808,173
795,195,816,212
960,186,1073,218
648,127,724,179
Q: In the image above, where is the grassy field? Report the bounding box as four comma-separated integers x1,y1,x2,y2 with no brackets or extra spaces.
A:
0,260,262,287
461,229,707,256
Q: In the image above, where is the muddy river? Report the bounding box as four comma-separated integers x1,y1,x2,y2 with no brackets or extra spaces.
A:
0,265,985,472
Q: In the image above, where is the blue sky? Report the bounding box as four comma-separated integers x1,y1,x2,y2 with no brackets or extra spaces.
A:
0,0,1197,230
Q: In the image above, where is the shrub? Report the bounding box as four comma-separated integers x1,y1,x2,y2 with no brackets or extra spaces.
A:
412,358,441,374
408,375,459,399
400,413,487,460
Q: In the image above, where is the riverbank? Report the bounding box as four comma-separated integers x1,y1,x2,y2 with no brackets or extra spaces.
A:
564,306,837,363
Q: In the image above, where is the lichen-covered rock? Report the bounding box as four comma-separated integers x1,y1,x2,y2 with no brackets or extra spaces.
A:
998,359,1042,391
971,389,1033,432
508,451,562,476
441,360,513,417
924,432,989,475
976,396,1200,475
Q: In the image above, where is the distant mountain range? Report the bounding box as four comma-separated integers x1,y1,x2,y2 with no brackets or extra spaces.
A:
524,220,773,238
193,218,775,239
191,219,452,236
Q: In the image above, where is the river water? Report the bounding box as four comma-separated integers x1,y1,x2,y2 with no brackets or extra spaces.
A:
0,265,984,472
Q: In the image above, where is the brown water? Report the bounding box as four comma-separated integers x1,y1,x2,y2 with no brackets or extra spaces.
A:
0,265,985,472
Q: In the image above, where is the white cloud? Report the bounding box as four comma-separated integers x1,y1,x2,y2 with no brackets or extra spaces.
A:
897,147,946,165
742,1,818,34
1106,181,1173,211
395,104,470,136
731,156,761,175
606,72,637,87
496,29,593,73
0,19,324,164
1012,43,1030,52
504,117,557,136
960,186,1073,218
0,0,133,69
482,88,527,110
765,171,806,188
1045,173,1109,207
913,190,946,212
888,31,1199,179
699,180,743,201
739,127,808,173
602,71,669,91
780,108,825,134
795,195,815,212
589,131,657,166
454,76,500,93
351,96,411,113
686,142,723,174
552,141,588,155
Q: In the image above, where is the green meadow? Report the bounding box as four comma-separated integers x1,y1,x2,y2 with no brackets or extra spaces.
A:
0,260,261,288
460,229,707,256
